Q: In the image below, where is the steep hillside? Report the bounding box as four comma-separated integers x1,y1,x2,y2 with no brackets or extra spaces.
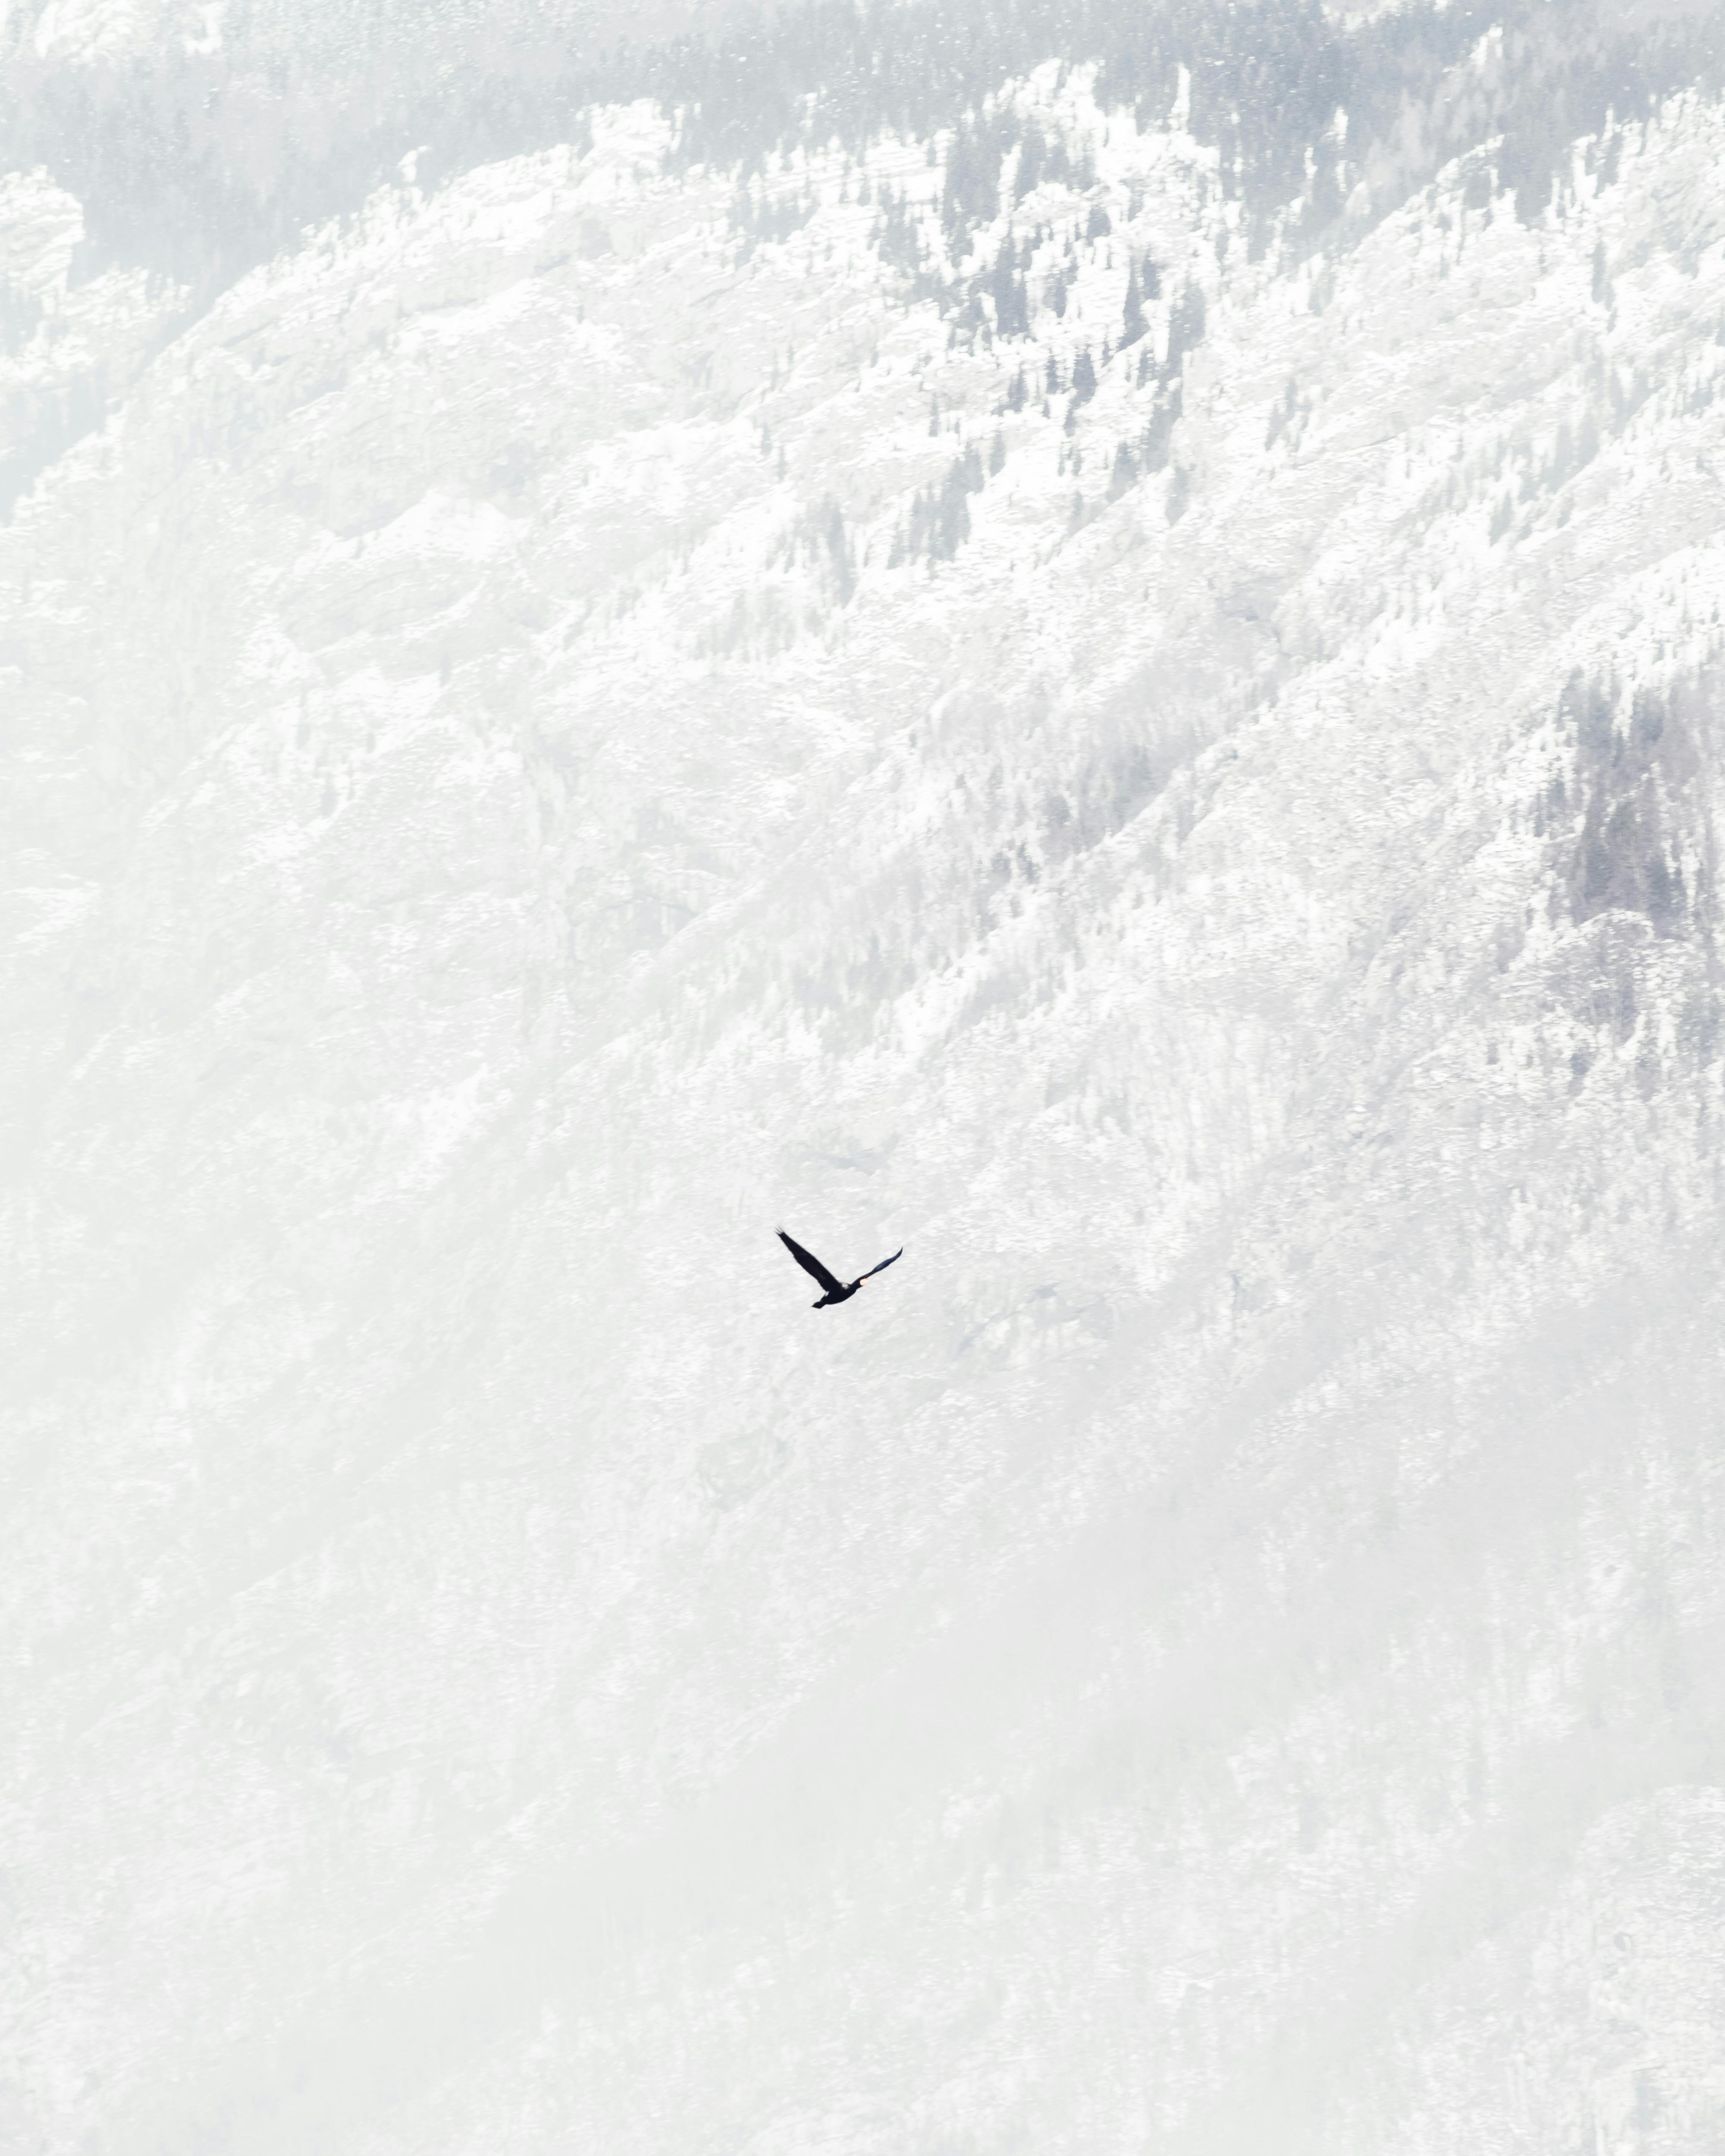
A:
3,30,1725,2156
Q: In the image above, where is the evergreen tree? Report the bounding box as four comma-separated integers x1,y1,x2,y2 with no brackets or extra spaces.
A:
1141,385,1181,472
1165,284,1208,378
990,241,1029,338
1014,122,1044,204
1121,260,1147,347
942,114,1002,255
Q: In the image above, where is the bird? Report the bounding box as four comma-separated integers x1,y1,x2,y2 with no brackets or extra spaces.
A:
778,1229,903,1308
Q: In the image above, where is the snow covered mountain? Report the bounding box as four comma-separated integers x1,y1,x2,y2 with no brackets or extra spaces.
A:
5,6,1725,2150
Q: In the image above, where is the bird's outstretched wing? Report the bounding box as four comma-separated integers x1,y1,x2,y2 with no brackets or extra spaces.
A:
779,1230,844,1296
858,1247,903,1282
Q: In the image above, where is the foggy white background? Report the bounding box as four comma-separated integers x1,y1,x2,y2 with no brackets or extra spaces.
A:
4,1,1725,2149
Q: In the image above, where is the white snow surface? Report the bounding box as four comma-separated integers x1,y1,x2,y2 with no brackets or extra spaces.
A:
5,72,1725,2156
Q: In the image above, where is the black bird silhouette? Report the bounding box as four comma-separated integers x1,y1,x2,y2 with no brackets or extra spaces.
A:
778,1229,903,1308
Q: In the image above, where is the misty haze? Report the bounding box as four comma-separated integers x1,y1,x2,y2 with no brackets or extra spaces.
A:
5,0,1725,2149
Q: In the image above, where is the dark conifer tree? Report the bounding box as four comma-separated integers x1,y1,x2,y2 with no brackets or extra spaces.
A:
942,116,1001,254
1121,259,1147,346
1164,284,1208,377
1015,122,1044,204
991,241,1029,337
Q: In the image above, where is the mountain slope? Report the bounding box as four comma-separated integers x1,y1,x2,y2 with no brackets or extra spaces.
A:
3,45,1725,2156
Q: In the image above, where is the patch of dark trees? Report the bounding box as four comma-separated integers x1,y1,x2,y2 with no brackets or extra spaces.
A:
889,442,985,565
1555,666,1718,937
729,176,818,257
1,372,104,519
0,0,1716,523
773,495,859,602
3,0,1716,304
0,278,42,354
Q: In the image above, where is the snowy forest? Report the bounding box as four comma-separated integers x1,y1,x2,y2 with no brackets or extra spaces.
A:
5,0,1725,2150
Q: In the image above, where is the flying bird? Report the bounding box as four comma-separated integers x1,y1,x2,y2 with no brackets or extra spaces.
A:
778,1229,903,1308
